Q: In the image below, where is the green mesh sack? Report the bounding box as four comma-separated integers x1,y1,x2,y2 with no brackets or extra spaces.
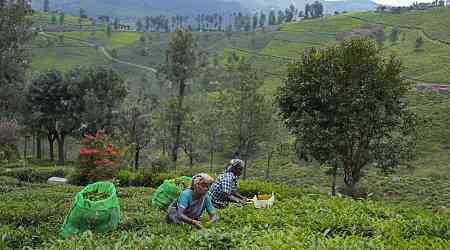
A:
60,181,120,237
150,176,192,210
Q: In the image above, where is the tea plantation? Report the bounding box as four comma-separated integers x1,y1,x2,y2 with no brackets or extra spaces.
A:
0,177,449,249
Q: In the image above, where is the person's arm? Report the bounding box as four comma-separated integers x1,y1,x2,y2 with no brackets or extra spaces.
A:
176,207,204,229
205,195,217,222
176,190,204,229
231,191,246,200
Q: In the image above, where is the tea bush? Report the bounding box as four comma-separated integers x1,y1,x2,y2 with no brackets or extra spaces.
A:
0,180,448,249
1,166,68,183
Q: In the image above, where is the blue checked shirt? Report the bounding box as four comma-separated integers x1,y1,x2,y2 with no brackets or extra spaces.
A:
209,172,238,209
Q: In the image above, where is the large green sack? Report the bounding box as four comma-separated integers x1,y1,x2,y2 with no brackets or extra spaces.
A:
60,181,120,237
151,176,192,210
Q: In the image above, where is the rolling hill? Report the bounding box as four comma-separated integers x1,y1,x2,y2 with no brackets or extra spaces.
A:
31,0,244,17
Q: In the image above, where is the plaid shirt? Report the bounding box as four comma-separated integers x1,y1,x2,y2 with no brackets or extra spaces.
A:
209,172,238,209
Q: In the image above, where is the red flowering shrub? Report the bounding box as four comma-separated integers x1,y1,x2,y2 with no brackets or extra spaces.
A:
77,129,120,185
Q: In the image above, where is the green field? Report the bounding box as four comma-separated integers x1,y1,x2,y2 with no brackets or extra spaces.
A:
0,177,448,249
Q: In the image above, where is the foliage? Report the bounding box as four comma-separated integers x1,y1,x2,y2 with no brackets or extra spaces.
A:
1,166,67,183
0,119,18,161
76,129,120,185
159,28,197,167
277,37,418,192
0,0,33,116
0,181,448,249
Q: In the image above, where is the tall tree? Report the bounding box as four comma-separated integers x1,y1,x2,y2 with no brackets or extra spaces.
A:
259,12,266,27
59,12,65,25
26,66,126,165
221,57,272,178
277,37,418,195
119,94,155,169
0,0,33,117
252,13,258,30
268,10,276,25
136,18,143,32
159,29,196,168
44,0,49,12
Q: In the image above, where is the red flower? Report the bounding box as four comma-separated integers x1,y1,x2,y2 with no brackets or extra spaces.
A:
83,132,96,141
93,159,113,167
96,128,105,137
80,147,99,155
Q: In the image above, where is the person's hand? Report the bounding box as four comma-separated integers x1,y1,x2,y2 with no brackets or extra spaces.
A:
192,220,205,230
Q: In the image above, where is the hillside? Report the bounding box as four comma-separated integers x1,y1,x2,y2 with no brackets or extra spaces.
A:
27,8,450,209
31,0,244,17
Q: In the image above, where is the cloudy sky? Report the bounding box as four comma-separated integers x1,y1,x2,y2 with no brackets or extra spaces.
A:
371,0,431,6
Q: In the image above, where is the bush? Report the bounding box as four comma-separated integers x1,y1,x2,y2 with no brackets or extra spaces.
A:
115,169,131,186
114,169,153,187
1,167,67,183
150,155,172,172
77,129,120,185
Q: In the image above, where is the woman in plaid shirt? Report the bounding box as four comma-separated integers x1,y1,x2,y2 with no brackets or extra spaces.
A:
209,159,250,208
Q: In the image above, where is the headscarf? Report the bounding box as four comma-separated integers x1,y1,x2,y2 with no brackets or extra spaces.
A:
225,159,244,173
191,173,214,193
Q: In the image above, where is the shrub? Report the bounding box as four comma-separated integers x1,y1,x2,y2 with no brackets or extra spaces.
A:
150,155,172,172
115,170,131,186
76,129,120,185
0,119,18,161
1,167,67,183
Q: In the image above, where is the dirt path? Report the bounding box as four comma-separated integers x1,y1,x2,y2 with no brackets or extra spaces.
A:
39,31,157,74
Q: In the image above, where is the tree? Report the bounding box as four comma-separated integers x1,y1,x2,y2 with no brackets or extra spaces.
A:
310,1,324,18
0,0,33,117
415,35,424,51
252,13,258,30
390,26,400,43
26,66,126,165
159,28,196,168
269,10,276,25
136,18,143,32
59,12,65,25
277,37,418,195
0,118,19,161
259,12,266,27
106,24,112,38
277,10,285,24
221,57,272,178
79,8,86,19
119,95,155,169
44,0,49,12
51,13,57,24
113,17,119,30
305,4,311,19
26,69,69,163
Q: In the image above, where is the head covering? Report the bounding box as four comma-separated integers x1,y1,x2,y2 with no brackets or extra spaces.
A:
191,173,214,193
225,159,244,173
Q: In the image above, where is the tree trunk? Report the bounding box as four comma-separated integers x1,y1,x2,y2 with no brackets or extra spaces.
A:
331,165,337,196
57,133,65,165
209,150,214,173
134,145,140,170
265,151,273,180
243,158,248,179
23,136,28,159
47,133,55,161
171,79,186,170
36,135,42,160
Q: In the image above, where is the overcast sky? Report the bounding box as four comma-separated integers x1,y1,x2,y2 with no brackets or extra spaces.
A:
372,0,432,6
